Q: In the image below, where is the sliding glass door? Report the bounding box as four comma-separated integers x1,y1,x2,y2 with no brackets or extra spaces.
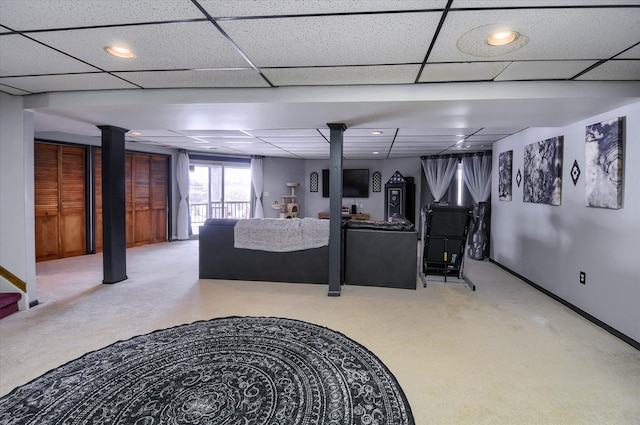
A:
189,163,251,233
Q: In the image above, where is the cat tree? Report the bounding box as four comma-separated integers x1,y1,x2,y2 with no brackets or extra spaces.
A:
272,182,299,218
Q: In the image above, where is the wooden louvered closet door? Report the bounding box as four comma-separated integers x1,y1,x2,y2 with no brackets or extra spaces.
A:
34,143,86,261
94,151,167,251
150,155,168,243
132,154,152,246
34,144,60,261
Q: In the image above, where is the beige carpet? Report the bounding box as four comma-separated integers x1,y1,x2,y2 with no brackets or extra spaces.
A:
1,239,639,424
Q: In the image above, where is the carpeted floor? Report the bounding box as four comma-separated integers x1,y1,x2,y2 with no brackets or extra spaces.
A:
1,240,639,424
0,316,413,425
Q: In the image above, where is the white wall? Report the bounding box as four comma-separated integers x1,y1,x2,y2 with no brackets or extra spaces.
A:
0,101,182,311
491,101,640,343
0,93,35,308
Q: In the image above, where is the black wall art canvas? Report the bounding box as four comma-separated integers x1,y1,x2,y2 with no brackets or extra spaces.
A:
498,150,513,201
585,117,624,209
523,136,563,205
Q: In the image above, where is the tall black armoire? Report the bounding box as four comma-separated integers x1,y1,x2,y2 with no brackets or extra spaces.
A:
384,171,415,223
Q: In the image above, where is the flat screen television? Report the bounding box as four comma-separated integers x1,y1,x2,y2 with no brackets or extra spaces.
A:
322,169,369,198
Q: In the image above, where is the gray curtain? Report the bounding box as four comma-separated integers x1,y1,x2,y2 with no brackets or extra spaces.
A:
421,156,459,202
250,156,264,218
462,154,492,204
176,151,190,239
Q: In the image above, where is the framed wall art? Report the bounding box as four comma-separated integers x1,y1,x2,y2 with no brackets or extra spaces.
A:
310,171,319,192
585,117,624,209
523,136,563,206
372,171,382,192
498,150,513,201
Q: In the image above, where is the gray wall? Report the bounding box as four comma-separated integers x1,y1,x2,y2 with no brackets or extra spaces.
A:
491,101,640,343
262,157,306,218
263,157,424,221
303,157,422,221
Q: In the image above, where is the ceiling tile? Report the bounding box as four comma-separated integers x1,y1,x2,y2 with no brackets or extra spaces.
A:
395,135,462,143
174,130,252,138
495,60,597,80
0,0,204,30
263,65,421,86
0,83,31,95
132,136,197,143
0,73,138,93
343,135,394,143
617,44,640,59
430,9,640,62
113,69,269,88
453,1,638,6
576,60,640,81
396,128,478,136
0,35,97,76
475,127,525,135
388,150,444,158
393,141,456,148
464,140,495,146
28,22,250,72
390,145,446,152
419,62,509,82
318,128,398,137
218,12,441,67
125,130,182,137
246,129,322,138
199,0,447,17
260,136,327,145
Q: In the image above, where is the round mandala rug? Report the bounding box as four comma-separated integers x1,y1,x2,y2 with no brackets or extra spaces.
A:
0,316,414,425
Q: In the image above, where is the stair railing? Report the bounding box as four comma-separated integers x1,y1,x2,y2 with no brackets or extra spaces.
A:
0,265,27,293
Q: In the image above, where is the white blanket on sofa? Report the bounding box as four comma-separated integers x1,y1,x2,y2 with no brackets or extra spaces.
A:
234,218,330,252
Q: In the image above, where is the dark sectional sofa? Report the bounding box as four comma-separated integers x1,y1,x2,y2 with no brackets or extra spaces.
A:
199,218,418,289
199,219,329,284
344,225,418,289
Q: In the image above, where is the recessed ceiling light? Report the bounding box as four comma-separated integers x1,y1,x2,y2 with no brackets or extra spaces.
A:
372,151,380,155
130,131,142,136
457,24,529,57
487,30,518,46
104,45,135,59
371,131,383,135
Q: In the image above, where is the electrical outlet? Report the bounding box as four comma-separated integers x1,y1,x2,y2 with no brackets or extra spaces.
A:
579,271,586,285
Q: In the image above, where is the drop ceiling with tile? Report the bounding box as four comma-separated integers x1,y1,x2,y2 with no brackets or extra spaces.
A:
1,0,639,159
